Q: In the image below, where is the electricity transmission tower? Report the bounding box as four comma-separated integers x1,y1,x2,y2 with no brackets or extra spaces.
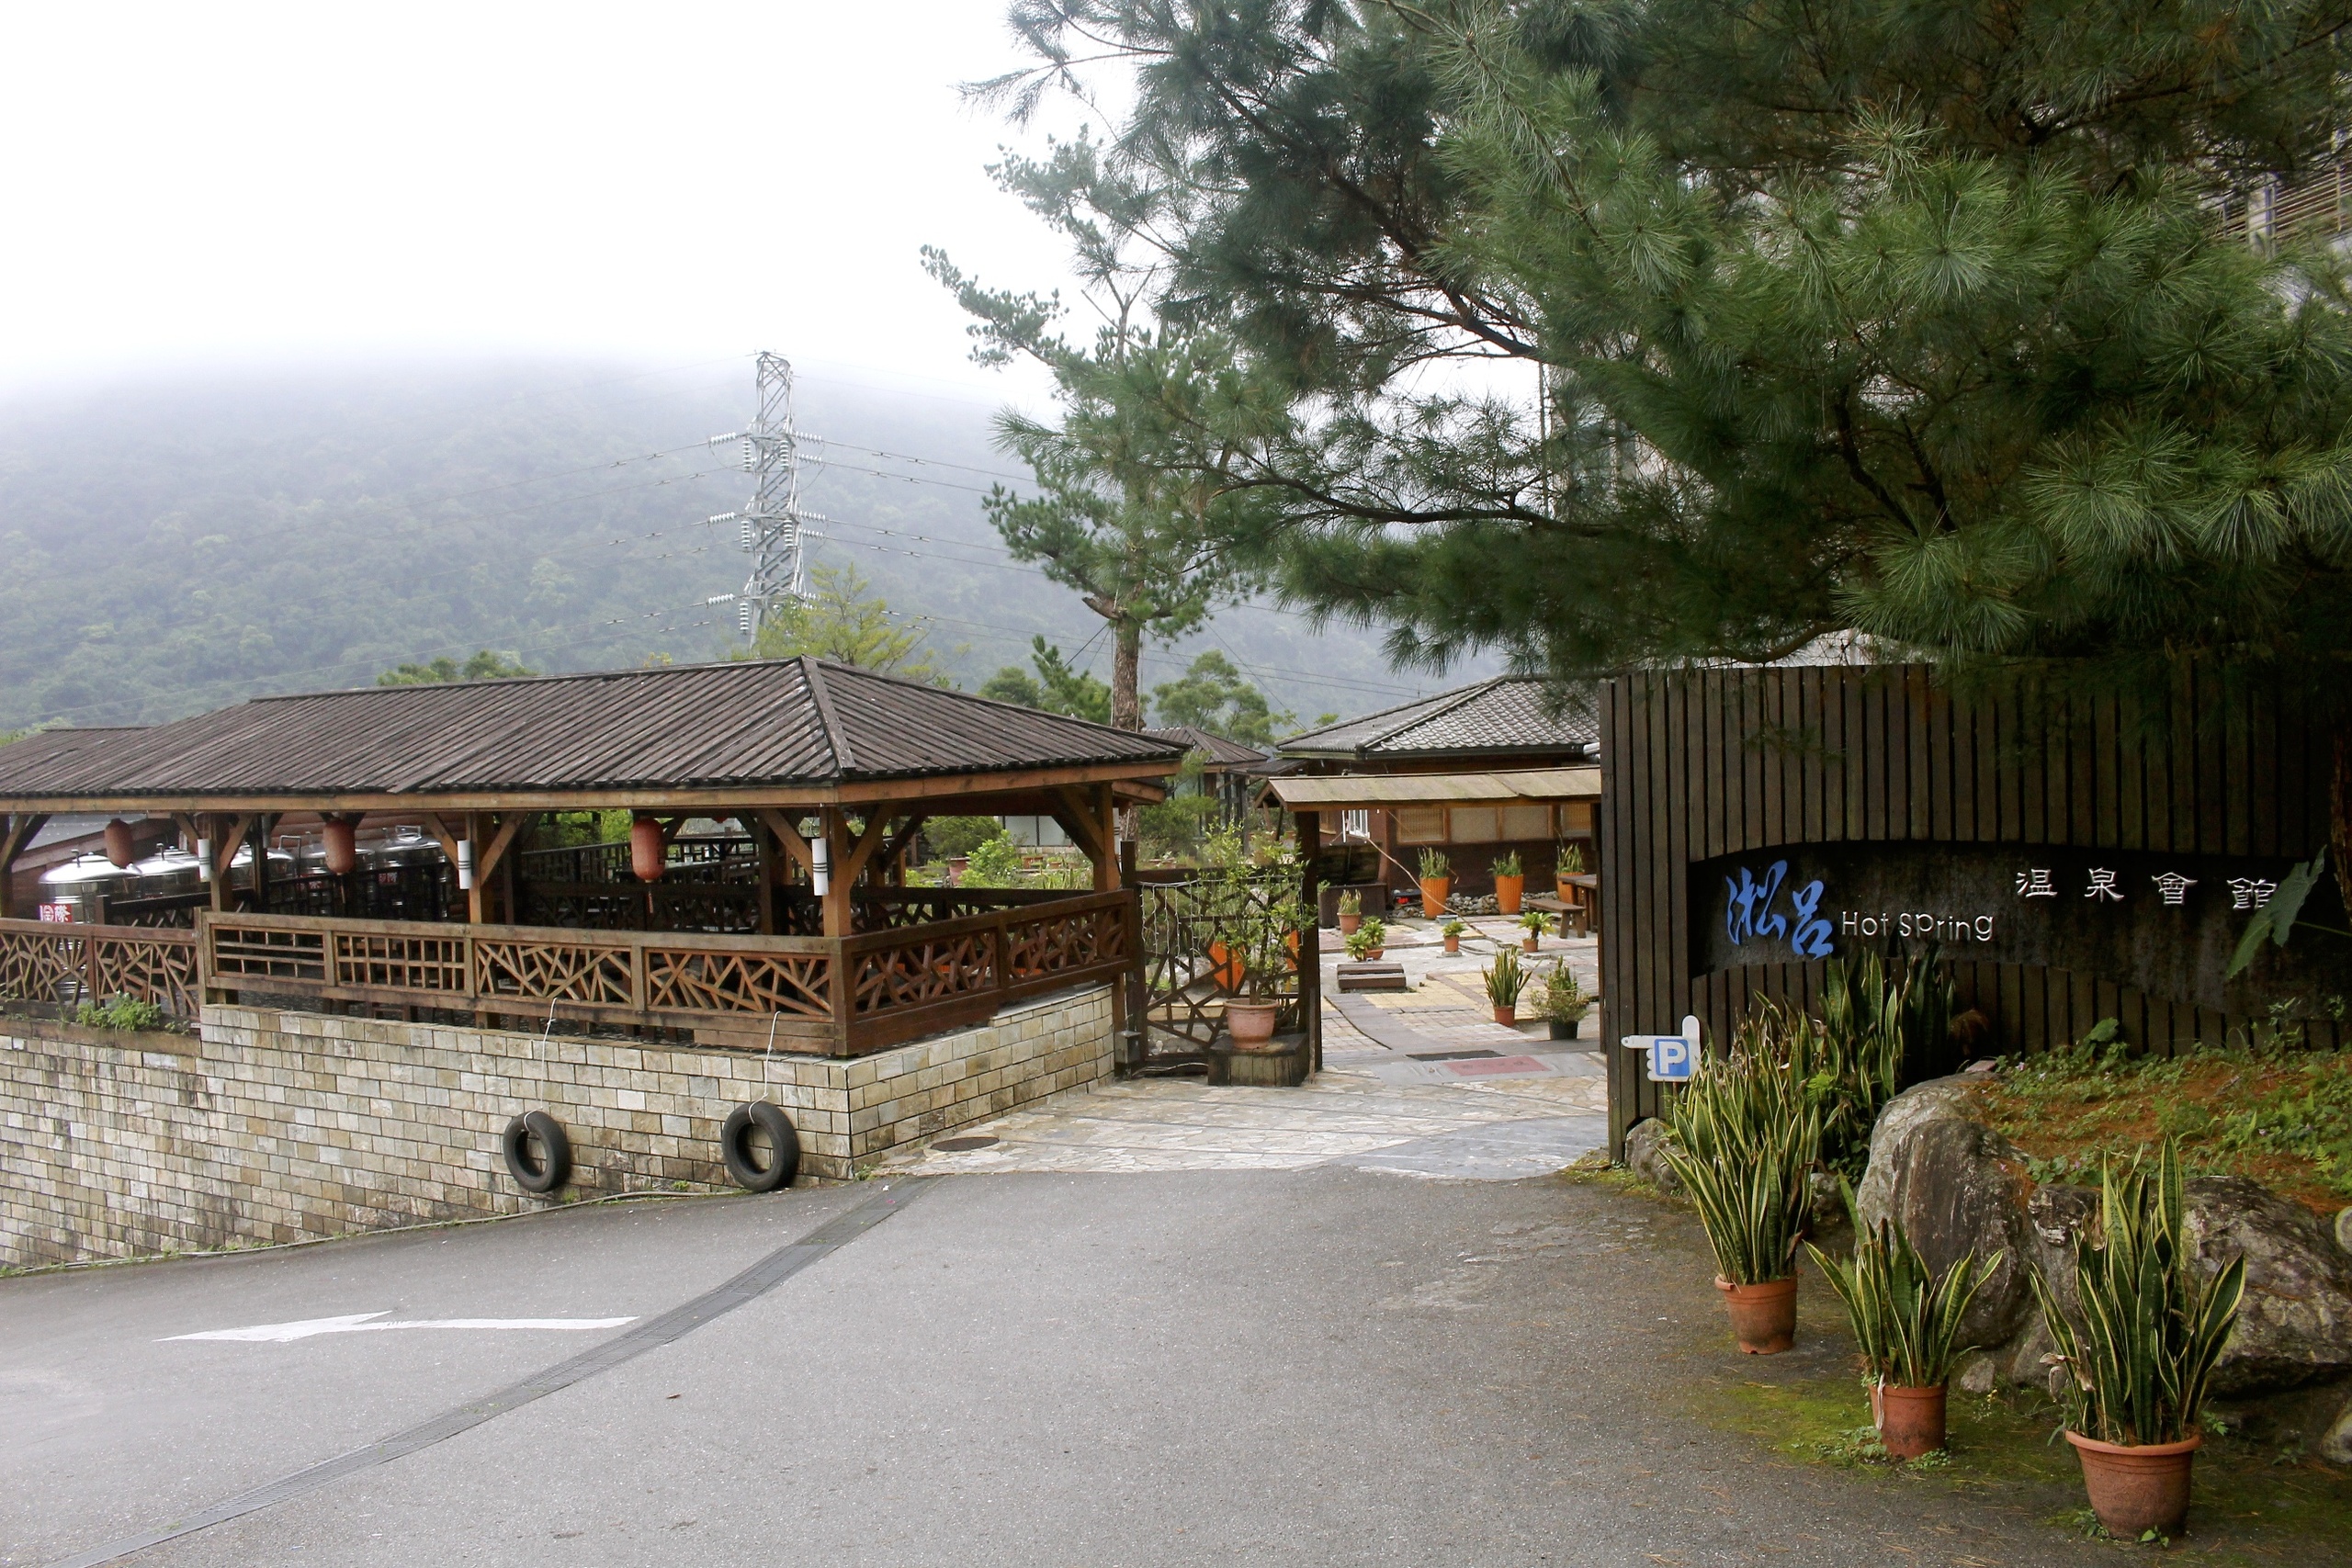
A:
704,352,819,643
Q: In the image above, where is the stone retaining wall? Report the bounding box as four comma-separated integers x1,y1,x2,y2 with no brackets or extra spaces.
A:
0,984,1113,1269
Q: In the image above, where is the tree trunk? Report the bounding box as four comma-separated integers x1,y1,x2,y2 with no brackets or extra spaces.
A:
1112,620,1143,730
2332,726,2352,919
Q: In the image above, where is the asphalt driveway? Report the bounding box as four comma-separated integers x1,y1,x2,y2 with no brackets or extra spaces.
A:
3,1170,2125,1568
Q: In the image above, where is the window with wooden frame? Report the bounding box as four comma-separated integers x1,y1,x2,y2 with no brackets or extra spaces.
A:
1448,806,1500,842
1393,807,1446,843
1498,803,1553,841
1560,800,1598,836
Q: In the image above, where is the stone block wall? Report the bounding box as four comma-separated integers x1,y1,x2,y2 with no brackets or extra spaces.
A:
0,984,1112,1269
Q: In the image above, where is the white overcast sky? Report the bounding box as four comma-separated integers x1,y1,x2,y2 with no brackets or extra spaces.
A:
0,0,1091,401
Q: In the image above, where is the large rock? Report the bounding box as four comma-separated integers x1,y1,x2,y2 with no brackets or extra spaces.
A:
1856,1076,2352,1413
1853,1077,2036,1349
1622,1117,1683,1197
2184,1177,2352,1395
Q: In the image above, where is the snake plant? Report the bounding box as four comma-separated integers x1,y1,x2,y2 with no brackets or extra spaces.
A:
1809,1191,2003,1388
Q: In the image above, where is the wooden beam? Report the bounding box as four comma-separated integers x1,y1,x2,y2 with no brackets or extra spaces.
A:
473,811,531,886
416,811,465,870
818,807,854,939
875,814,928,886
1047,784,1108,867
751,807,815,879
837,810,897,887
0,812,48,919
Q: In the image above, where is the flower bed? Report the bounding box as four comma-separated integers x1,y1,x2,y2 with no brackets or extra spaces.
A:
1973,1033,2352,1214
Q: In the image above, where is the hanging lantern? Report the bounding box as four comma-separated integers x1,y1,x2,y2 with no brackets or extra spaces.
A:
322,818,357,876
102,819,135,869
630,817,666,883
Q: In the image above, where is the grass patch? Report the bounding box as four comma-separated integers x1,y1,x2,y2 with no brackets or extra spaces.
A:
1690,1335,2352,1561
1972,1029,2352,1213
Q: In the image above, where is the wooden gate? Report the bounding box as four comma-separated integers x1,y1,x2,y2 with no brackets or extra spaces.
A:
1600,664,2340,1150
1127,867,1319,1073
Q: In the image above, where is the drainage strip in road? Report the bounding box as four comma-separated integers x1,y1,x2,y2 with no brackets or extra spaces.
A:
42,1177,939,1568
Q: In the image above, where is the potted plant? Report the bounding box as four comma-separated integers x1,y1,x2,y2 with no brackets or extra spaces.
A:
1440,917,1468,954
1491,850,1525,915
2029,1140,2245,1541
1658,1051,1820,1354
1418,847,1452,918
1344,916,1387,962
1808,1200,2002,1459
1554,840,1587,902
1214,866,1307,1051
1517,908,1555,953
1336,888,1363,937
1535,961,1590,1039
1482,946,1528,1025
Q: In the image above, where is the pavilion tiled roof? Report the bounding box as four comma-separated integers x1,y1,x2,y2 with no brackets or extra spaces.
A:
1140,726,1268,770
0,659,1182,803
1276,677,1600,761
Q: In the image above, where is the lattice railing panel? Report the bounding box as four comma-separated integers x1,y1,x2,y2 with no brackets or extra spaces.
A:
645,948,831,1020
333,931,465,993
212,923,330,984
1136,871,1307,1058
88,933,200,1017
852,932,994,1015
474,938,633,1006
0,927,86,1006
1003,904,1125,981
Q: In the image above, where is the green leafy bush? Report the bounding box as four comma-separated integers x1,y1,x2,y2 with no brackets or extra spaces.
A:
74,996,170,1032
1483,946,1528,1007
924,816,1006,861
1344,917,1387,960
962,832,1025,887
1535,961,1589,1023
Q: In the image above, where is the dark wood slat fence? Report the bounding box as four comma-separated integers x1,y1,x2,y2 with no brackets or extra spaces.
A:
1600,665,2335,1150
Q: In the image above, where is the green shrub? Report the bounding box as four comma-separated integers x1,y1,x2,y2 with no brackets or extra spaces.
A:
1483,946,1528,1007
924,816,1005,860
1417,847,1450,880
74,996,170,1032
1491,850,1522,877
1535,961,1589,1023
1344,917,1388,960
962,833,1025,886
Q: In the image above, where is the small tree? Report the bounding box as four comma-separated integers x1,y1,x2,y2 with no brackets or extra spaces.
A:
751,563,942,682
1149,650,1292,746
377,649,536,686
978,636,1115,722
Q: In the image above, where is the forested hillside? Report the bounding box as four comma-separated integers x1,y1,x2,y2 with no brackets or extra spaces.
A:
0,358,1476,734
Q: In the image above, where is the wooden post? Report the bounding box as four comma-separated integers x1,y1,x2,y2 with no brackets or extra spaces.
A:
250,814,276,915
1295,808,1322,1073
819,807,853,939
751,813,777,934
1094,783,1119,891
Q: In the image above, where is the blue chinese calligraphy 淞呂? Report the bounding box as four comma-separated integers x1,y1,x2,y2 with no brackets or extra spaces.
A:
1724,860,1834,959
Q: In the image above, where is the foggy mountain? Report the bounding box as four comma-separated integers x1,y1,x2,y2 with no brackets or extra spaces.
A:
0,357,1487,737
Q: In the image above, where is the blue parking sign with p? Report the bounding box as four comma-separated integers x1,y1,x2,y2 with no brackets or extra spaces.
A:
1621,1015,1702,1082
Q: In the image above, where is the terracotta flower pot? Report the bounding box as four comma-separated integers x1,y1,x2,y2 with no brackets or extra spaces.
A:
2066,1429,2201,1540
1225,999,1283,1049
1876,1383,1948,1460
1419,876,1450,917
1555,874,1575,903
1365,946,1385,960
1338,912,1363,936
1491,1003,1517,1025
1494,873,1525,915
1442,935,1460,954
1715,1276,1797,1354
1521,935,1539,953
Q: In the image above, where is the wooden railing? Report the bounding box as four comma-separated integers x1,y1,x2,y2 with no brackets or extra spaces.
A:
193,890,1136,1055
0,918,201,1019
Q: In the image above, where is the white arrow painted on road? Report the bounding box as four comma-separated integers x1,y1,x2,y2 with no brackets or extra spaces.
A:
163,1311,636,1344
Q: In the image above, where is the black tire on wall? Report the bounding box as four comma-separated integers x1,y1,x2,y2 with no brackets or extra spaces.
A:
501,1110,572,1194
721,1101,800,1192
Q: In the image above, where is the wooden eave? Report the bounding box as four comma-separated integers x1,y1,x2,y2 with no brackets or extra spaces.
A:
0,757,1173,818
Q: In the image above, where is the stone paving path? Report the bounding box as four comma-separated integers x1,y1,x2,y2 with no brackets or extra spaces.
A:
879,916,1611,1181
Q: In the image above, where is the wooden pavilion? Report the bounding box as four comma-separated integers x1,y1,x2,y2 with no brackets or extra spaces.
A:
0,658,1182,1055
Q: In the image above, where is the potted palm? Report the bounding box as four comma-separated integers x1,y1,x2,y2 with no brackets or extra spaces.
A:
1491,850,1525,915
2029,1140,2245,1541
1482,946,1528,1025
1659,1050,1820,1354
1343,916,1388,962
1439,917,1467,954
1554,840,1587,902
1534,960,1591,1039
1808,1201,2002,1459
1336,889,1363,937
1418,847,1451,918
1215,873,1306,1051
1517,908,1555,953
